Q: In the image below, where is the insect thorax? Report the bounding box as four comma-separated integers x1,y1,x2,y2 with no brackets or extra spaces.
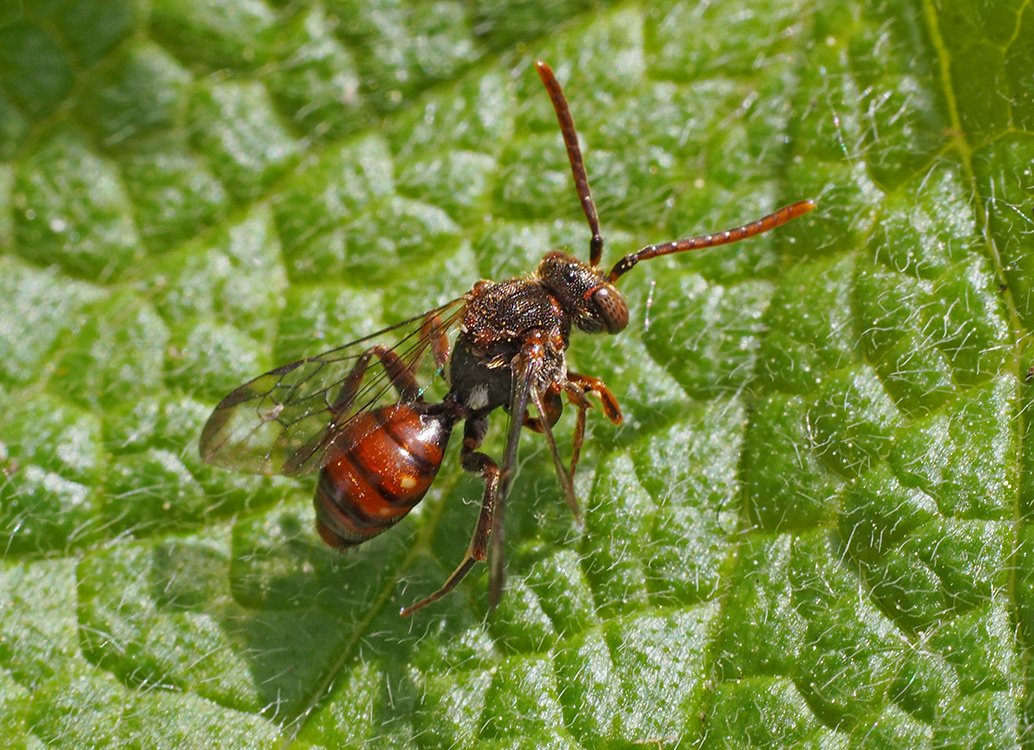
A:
450,278,571,413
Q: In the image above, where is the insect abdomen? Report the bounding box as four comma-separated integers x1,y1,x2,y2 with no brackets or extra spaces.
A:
315,405,454,549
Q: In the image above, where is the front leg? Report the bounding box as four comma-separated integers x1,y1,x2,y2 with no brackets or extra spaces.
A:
567,371,622,424
564,371,623,479
522,373,622,525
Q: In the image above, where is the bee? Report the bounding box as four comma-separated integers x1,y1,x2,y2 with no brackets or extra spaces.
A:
199,61,815,616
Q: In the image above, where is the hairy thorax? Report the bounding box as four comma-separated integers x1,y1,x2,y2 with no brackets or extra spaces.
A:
449,278,571,414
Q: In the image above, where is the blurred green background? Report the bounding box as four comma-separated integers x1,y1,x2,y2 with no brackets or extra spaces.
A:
1,0,1032,746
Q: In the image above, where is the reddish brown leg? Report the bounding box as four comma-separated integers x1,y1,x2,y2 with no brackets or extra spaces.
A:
530,386,581,524
488,332,545,609
567,372,623,424
563,384,592,479
330,345,418,415
522,386,562,433
403,331,545,614
331,313,450,415
400,416,498,617
564,372,622,480
421,313,451,370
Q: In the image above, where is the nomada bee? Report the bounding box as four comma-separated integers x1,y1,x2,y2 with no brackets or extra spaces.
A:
200,61,815,616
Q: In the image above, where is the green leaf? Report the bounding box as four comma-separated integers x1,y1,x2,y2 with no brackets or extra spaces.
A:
1,0,1031,746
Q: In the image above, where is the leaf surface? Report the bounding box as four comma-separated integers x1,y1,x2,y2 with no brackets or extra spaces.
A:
1,0,1031,746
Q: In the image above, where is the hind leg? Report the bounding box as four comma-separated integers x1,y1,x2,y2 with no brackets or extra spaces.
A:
330,313,451,415
400,416,499,616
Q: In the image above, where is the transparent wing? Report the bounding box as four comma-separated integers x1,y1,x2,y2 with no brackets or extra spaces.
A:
199,298,467,476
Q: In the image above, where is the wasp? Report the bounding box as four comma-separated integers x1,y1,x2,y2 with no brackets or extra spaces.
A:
199,61,815,616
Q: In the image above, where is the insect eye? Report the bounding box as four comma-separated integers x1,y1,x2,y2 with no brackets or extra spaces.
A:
563,266,577,283
592,286,628,334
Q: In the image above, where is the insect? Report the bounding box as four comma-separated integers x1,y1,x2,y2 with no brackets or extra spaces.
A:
199,61,815,616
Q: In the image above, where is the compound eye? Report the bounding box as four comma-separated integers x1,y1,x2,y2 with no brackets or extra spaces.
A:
592,286,628,334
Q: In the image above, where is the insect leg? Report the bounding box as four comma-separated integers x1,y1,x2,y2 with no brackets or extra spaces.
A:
522,386,562,433
330,345,420,416
564,372,622,480
399,416,499,617
567,371,623,425
562,385,592,480
330,309,458,416
488,332,544,608
421,313,452,370
535,61,605,267
402,331,546,615
530,386,581,525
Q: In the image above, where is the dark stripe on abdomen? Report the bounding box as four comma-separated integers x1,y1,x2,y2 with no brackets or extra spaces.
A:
313,404,453,550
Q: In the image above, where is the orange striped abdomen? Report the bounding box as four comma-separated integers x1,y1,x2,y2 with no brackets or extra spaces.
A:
315,405,454,549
